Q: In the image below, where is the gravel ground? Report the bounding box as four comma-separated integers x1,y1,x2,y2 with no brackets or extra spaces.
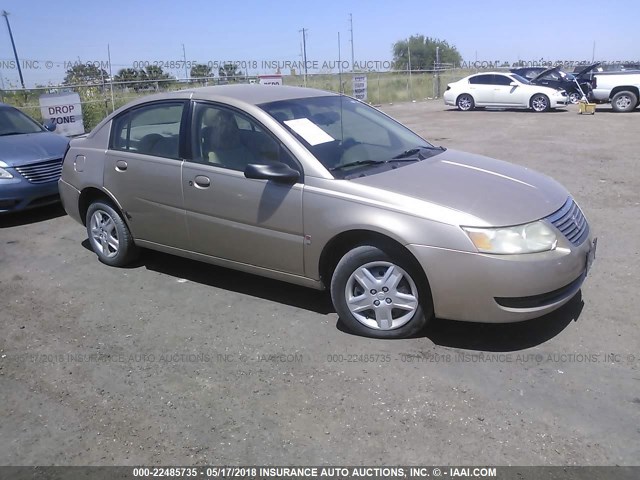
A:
0,100,638,466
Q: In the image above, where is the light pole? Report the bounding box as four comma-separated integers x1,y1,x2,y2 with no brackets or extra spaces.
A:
2,10,25,89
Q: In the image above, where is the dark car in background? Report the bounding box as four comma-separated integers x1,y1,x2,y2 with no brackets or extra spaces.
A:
0,103,69,214
510,64,599,104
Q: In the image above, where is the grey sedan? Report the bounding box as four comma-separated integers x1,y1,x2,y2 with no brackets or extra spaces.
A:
58,85,596,338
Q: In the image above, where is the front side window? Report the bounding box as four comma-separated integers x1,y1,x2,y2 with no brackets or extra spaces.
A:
260,95,443,177
191,103,297,172
111,102,184,159
0,107,44,136
493,75,513,86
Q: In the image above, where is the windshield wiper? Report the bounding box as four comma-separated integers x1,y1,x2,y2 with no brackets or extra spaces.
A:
0,131,24,136
392,145,445,159
329,159,385,171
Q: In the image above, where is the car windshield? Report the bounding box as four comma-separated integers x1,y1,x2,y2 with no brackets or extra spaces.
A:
0,106,45,136
259,95,443,177
510,74,530,84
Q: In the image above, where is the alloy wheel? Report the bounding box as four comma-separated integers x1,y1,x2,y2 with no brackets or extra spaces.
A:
344,261,419,330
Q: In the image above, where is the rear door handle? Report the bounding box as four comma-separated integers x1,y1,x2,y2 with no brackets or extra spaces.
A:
115,160,128,171
193,175,210,188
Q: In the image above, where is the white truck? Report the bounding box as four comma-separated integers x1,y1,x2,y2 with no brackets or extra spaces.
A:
590,71,640,112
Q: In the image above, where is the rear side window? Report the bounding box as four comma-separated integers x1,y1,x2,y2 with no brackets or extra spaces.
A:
111,102,185,159
469,75,493,85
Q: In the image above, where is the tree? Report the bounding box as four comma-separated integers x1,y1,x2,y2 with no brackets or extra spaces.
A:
218,63,243,82
63,63,108,86
392,35,462,71
143,65,171,81
113,68,144,90
190,63,213,84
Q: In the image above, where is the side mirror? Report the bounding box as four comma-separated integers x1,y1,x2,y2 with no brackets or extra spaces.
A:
244,162,300,184
43,119,56,132
509,82,519,87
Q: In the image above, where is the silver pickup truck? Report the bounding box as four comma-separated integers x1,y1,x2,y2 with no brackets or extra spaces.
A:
590,71,640,112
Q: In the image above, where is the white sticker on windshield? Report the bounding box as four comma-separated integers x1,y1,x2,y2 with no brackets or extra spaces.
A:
284,118,334,146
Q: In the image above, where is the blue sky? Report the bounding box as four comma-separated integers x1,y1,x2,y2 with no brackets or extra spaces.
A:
1,0,638,87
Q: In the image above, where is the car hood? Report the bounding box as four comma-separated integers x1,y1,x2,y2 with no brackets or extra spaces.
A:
530,66,561,83
0,132,69,167
351,149,568,226
575,62,601,77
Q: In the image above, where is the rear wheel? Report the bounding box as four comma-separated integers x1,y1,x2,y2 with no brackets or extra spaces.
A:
456,94,475,111
86,201,139,267
530,94,550,112
611,91,638,113
330,245,432,339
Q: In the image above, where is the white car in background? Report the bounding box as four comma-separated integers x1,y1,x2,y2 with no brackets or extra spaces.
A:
444,72,569,112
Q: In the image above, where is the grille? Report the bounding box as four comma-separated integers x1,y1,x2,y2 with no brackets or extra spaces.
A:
547,197,589,246
15,158,63,184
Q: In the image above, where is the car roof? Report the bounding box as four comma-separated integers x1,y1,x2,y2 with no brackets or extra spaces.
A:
131,84,337,106
469,71,515,76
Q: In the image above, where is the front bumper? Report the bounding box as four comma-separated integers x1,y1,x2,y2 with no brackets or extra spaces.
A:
0,177,60,213
550,96,569,107
407,234,595,323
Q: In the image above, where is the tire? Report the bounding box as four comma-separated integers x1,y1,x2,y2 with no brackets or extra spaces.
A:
330,245,432,339
456,94,475,111
568,92,582,104
530,94,550,112
611,91,638,113
86,201,139,267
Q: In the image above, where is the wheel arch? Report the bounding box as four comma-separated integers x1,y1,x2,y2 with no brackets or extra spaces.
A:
610,86,639,99
318,229,431,295
529,92,551,109
78,187,126,226
456,92,475,105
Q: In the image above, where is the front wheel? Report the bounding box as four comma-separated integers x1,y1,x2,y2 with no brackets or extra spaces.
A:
456,94,475,111
330,245,432,338
530,94,550,112
568,92,582,104
611,91,638,113
86,201,139,267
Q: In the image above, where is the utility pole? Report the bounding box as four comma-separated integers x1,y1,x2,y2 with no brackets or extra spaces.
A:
2,10,25,89
182,44,188,81
591,41,596,62
338,32,342,93
349,13,355,71
300,28,308,86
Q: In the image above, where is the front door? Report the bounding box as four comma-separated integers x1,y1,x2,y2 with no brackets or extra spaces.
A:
182,102,304,275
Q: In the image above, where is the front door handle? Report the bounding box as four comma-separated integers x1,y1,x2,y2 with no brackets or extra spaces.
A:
193,175,210,188
115,160,128,172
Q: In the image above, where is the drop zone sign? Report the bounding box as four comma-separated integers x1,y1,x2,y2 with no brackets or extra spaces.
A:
39,92,84,136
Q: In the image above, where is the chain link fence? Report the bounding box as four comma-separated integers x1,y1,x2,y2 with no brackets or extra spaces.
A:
1,68,475,133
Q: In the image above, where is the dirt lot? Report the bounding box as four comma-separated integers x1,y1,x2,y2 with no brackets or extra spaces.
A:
1,101,638,466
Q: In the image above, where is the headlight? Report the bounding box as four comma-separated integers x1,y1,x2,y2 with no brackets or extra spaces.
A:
463,221,557,254
0,167,13,179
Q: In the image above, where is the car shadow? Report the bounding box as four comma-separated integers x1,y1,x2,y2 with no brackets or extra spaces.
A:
444,107,568,114
337,291,583,351
594,107,640,114
130,247,335,315
422,291,583,351
0,203,66,228
80,241,583,349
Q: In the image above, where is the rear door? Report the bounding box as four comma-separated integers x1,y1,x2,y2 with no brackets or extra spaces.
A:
103,101,190,249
